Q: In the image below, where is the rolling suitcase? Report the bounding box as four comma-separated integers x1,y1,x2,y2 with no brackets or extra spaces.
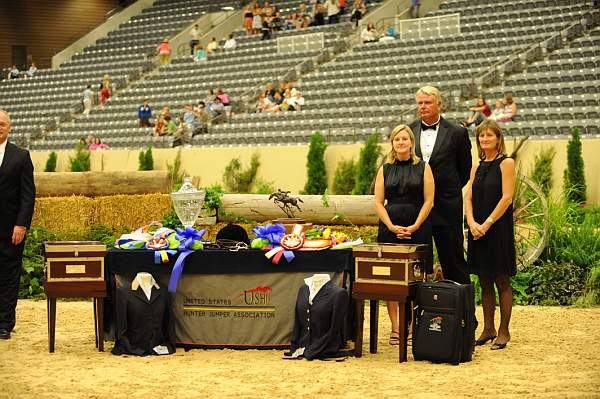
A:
412,280,476,365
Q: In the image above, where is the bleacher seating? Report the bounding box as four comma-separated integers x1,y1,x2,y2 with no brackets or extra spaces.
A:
2,0,597,151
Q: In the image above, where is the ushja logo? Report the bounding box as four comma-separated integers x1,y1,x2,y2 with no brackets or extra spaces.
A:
235,286,272,305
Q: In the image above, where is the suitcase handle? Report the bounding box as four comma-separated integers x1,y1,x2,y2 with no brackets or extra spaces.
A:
436,279,462,285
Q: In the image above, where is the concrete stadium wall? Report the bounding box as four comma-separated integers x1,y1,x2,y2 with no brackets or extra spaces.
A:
29,138,600,204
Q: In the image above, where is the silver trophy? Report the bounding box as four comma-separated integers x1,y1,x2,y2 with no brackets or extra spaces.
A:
170,177,206,228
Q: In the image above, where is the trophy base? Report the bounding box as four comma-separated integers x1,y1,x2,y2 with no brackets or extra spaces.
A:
271,218,312,234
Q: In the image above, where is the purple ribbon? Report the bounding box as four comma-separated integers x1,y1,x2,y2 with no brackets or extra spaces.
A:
168,227,205,293
252,223,286,246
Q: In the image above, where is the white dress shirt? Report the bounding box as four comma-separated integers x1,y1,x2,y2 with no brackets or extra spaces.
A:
419,117,440,163
0,139,7,167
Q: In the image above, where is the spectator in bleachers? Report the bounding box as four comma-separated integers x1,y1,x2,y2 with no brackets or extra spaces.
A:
210,97,226,121
361,22,378,43
173,116,189,147
287,82,298,97
461,96,491,128
183,104,196,128
26,63,37,78
205,89,217,110
8,65,19,80
206,37,219,54
287,91,305,111
86,135,95,147
154,115,166,136
272,91,284,107
223,34,237,51
261,16,273,40
489,95,517,123
277,82,287,98
409,0,420,18
216,89,230,106
189,24,200,56
160,105,171,119
264,82,276,102
380,22,397,42
350,0,367,27
489,100,506,122
312,2,326,26
252,3,263,35
194,46,207,62
157,38,172,65
194,101,210,134
257,93,274,113
244,5,254,36
138,98,153,127
164,115,177,135
339,0,347,15
83,85,94,115
89,137,109,151
99,74,111,106
502,94,517,121
327,0,341,24
298,2,308,18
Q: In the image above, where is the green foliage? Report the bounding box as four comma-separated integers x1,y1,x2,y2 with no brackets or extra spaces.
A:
203,184,225,212
20,227,58,298
470,274,483,305
220,211,258,225
223,153,260,193
529,146,555,197
87,224,124,247
161,206,184,229
575,265,600,307
353,134,381,195
332,158,357,194
539,197,599,270
69,143,91,172
511,272,531,305
167,148,185,190
253,177,276,194
44,151,57,172
138,146,154,171
563,127,586,204
303,132,328,195
525,262,586,305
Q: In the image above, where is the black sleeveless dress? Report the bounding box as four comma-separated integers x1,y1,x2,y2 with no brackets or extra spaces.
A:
467,155,516,278
377,159,433,273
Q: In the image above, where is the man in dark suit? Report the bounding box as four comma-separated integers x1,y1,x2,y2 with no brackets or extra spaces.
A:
0,109,36,340
409,86,472,284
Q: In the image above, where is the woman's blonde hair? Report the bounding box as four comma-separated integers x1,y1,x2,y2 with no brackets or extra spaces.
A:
387,124,420,165
475,119,507,160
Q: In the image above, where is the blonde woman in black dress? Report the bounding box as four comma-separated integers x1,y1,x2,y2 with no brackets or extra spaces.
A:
374,124,434,345
465,119,516,350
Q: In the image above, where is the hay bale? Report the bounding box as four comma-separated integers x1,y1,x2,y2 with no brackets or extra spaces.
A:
32,196,97,234
94,194,172,230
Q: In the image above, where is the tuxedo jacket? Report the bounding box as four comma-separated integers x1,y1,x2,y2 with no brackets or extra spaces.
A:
290,282,348,360
112,282,176,356
0,141,35,239
409,117,472,227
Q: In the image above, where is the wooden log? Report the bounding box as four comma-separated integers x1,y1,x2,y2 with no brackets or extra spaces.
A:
220,194,378,225
34,171,171,197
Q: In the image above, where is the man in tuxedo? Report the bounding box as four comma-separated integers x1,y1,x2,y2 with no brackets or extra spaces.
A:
0,110,36,340
409,86,472,284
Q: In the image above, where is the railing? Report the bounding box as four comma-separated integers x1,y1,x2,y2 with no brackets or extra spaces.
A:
397,12,460,41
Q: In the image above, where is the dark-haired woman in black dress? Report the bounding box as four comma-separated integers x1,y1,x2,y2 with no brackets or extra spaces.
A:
465,119,516,350
374,124,434,345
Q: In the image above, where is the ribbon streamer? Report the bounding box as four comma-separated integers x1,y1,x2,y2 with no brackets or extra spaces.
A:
168,227,206,293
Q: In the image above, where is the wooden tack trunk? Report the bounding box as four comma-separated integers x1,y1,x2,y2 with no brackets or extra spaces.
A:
353,243,428,289
43,241,107,297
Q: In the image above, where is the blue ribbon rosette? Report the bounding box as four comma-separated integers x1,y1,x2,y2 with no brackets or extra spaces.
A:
252,223,295,264
168,227,206,293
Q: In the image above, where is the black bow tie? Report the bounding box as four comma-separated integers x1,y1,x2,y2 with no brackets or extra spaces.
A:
421,121,438,131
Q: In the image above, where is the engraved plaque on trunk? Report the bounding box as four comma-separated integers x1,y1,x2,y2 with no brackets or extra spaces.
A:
66,264,86,274
372,266,391,276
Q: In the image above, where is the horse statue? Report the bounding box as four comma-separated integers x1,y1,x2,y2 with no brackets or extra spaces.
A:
269,189,304,218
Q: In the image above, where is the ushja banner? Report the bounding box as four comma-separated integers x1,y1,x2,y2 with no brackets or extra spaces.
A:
158,272,346,347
